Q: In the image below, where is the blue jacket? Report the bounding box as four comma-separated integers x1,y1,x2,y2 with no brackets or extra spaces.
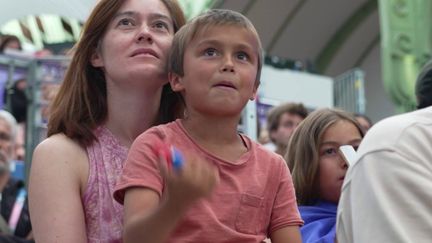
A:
299,201,337,243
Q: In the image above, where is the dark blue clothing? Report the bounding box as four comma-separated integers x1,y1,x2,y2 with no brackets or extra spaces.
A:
299,201,337,243
1,179,32,239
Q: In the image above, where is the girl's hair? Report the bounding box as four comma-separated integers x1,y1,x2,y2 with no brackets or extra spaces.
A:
285,108,364,205
47,0,186,146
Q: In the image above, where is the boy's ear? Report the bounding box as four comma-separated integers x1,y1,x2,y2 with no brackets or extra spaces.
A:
90,50,103,67
168,72,185,92
249,81,259,100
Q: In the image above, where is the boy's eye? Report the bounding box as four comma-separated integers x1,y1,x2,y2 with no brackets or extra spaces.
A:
204,48,218,57
236,52,249,61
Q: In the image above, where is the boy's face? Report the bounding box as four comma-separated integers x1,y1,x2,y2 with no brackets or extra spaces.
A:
170,25,259,117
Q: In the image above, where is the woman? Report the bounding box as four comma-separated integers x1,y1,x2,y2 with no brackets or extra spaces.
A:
28,0,185,242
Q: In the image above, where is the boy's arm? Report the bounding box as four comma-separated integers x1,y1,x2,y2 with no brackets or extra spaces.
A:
123,188,188,243
122,152,218,243
270,226,302,243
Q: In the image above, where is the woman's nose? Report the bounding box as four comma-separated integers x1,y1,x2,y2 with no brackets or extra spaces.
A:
136,27,153,44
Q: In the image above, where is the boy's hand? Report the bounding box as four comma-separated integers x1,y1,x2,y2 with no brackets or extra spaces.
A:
159,151,219,210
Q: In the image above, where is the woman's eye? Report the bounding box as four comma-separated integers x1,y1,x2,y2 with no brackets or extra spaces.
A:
204,48,218,57
154,21,168,30
237,52,249,61
118,18,134,26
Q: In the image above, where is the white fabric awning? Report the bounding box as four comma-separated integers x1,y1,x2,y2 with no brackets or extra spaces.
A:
1,0,97,25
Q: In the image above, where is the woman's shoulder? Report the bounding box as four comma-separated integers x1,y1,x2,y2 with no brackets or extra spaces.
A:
36,133,86,154
32,134,89,183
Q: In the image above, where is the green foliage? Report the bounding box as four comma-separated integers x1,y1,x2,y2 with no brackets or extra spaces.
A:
178,0,214,20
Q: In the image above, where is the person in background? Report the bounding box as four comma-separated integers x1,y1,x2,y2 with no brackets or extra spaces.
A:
28,0,186,242
266,102,308,156
6,79,27,124
13,124,25,162
415,60,432,109
286,108,363,243
0,35,21,53
336,60,432,243
0,110,32,242
114,9,303,243
1,36,24,115
353,113,372,134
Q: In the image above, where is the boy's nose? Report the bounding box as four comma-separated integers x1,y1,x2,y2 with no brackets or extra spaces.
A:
220,56,235,72
221,66,234,72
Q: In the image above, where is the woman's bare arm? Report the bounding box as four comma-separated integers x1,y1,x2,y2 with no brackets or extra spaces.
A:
29,134,89,243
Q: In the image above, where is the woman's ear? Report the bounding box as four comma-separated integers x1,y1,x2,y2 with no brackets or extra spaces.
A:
168,72,185,92
90,50,103,67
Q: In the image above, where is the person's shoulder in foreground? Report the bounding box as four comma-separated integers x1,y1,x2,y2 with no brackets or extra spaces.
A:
352,107,432,156
337,107,432,243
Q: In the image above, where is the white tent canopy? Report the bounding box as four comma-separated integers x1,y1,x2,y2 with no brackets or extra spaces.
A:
1,0,96,25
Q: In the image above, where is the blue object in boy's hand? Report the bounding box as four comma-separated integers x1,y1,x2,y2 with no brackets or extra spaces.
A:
171,147,184,171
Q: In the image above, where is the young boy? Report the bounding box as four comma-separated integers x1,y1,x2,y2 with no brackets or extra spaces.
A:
114,9,303,243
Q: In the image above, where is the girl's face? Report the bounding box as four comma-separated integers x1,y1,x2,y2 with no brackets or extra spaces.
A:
318,120,362,204
91,0,175,89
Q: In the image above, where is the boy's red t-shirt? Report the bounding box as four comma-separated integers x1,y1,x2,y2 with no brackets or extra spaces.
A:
114,120,303,242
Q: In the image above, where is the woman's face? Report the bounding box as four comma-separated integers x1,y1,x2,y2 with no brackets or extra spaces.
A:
317,120,362,204
91,0,175,89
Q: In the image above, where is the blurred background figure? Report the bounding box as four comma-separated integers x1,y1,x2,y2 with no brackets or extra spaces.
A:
354,113,372,134
13,124,25,162
0,35,22,53
6,78,28,124
416,60,432,109
266,102,308,156
258,128,272,146
0,110,16,160
0,110,32,241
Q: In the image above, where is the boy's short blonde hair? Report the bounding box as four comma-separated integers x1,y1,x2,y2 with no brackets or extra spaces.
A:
168,9,263,85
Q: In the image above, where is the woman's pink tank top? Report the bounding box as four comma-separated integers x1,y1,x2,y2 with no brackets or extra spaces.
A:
82,126,128,243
